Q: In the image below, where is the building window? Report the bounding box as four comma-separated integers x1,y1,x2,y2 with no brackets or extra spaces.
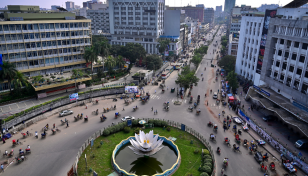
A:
294,42,299,48
278,50,282,56
284,51,289,58
280,39,284,45
302,43,308,50
276,61,280,67
299,55,305,63
289,65,294,72
291,53,297,60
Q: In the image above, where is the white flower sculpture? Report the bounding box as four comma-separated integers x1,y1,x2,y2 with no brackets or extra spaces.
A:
128,130,164,156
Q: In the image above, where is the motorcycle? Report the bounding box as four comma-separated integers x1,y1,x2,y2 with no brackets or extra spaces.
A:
113,98,117,101
207,122,213,127
217,149,221,155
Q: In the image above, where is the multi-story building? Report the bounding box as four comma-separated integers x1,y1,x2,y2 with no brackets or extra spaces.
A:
257,4,279,12
87,7,110,34
109,0,165,54
182,6,204,22
204,8,214,27
235,13,265,85
261,8,308,103
75,5,81,9
196,4,205,8
224,0,236,12
0,5,92,93
228,32,239,57
51,5,61,11
216,6,222,13
230,6,260,33
66,1,75,10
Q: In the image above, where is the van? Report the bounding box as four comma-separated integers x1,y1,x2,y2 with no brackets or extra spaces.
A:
213,92,218,99
295,139,308,149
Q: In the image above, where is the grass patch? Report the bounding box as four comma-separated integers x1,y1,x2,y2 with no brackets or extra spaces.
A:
77,127,207,176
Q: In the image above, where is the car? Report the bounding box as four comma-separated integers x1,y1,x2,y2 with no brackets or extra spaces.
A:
213,92,218,99
262,115,276,122
59,110,73,117
254,151,263,163
121,116,135,122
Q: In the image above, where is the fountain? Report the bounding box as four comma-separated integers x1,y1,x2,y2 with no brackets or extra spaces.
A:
112,130,181,176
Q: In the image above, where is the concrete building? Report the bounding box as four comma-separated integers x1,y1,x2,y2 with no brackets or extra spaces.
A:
230,6,260,33
0,5,91,93
79,7,88,18
257,4,279,12
204,8,214,27
87,7,110,34
216,5,222,13
196,4,205,8
66,1,75,10
51,5,61,11
224,0,236,12
182,6,204,22
261,8,308,104
228,32,239,57
75,5,81,9
109,0,165,54
235,13,265,86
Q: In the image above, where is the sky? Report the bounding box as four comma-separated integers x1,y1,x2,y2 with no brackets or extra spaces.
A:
0,0,296,10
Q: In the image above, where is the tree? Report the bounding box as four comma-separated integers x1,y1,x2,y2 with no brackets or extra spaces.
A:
156,39,170,59
226,71,239,91
218,55,236,74
104,56,116,74
83,46,97,78
12,71,28,93
0,62,17,93
109,45,125,56
175,66,199,89
191,53,202,68
144,55,163,70
115,55,125,68
122,43,146,64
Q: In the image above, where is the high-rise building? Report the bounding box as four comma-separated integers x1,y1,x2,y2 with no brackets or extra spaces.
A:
87,7,110,34
66,1,75,10
109,0,165,54
51,5,61,11
204,8,214,27
216,5,222,12
234,12,265,85
196,4,205,8
224,0,236,12
0,5,92,94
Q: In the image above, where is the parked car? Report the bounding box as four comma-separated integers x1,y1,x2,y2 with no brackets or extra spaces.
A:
262,115,276,122
254,151,263,163
213,92,218,99
121,116,135,122
295,139,308,149
59,110,73,117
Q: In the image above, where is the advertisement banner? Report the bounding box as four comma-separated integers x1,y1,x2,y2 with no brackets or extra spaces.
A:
256,9,277,74
69,93,79,101
125,86,139,94
164,51,169,56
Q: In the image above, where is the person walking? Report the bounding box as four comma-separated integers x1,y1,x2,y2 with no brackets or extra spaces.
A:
53,123,55,129
1,164,4,172
2,137,5,144
66,121,69,128
218,113,220,118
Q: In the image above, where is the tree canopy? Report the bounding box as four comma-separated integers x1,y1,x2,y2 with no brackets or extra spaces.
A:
175,66,199,89
157,39,170,54
226,71,239,91
191,53,202,68
122,43,146,64
194,45,208,55
143,55,163,70
217,55,236,74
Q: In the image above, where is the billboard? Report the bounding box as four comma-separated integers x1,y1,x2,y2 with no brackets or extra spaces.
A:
0,54,2,71
125,86,138,94
256,9,277,74
69,93,79,101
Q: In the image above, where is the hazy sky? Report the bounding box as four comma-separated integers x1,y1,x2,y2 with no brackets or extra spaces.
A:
0,0,295,10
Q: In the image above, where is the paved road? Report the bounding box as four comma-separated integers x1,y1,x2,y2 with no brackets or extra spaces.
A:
0,25,300,176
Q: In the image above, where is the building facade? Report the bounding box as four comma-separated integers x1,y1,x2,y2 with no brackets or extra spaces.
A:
224,0,236,12
257,4,279,12
109,0,165,54
204,8,214,27
51,5,61,11
66,1,75,10
216,6,222,13
0,6,91,92
228,32,239,57
235,15,265,86
87,8,110,34
196,4,204,8
182,7,204,22
261,8,308,103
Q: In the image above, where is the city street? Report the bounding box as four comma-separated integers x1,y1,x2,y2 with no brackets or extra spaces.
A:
0,25,301,176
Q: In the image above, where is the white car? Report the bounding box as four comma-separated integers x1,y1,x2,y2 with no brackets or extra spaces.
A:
121,116,135,122
213,92,218,99
59,110,73,117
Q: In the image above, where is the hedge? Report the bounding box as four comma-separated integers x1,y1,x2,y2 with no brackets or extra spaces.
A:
200,172,209,176
4,86,124,123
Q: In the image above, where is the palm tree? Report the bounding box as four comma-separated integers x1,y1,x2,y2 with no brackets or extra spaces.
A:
104,56,116,74
84,46,97,78
0,62,17,93
115,55,125,69
156,39,170,60
12,71,29,94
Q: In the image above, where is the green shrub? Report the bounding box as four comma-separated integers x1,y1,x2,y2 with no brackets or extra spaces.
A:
161,120,168,127
134,127,141,134
148,119,154,124
166,127,171,131
202,149,210,155
204,158,212,164
118,123,126,130
124,127,131,133
200,172,209,176
114,125,121,132
199,166,211,174
108,126,116,134
103,129,110,136
194,149,200,154
132,119,138,126
204,162,212,169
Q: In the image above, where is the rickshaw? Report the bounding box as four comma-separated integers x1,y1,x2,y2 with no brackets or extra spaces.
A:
270,162,275,171
171,88,175,93
115,112,120,118
213,124,218,132
101,115,107,122
235,134,241,144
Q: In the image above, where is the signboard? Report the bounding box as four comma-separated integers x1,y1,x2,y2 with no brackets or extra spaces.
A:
256,9,277,74
127,120,132,126
253,85,270,97
125,86,138,94
238,109,250,122
0,54,2,71
164,51,169,56
69,93,79,101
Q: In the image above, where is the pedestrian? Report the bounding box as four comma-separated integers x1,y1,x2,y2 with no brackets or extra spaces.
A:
155,90,156,94
53,123,55,129
167,86,168,90
66,121,69,128
221,168,224,175
242,105,244,109
151,107,153,111
218,113,220,118
248,107,250,111
123,107,125,111
223,125,226,132
1,164,3,172
2,137,5,144
264,165,267,173
228,123,230,129
156,110,158,114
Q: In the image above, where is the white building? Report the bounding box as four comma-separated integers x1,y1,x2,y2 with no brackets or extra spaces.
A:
228,32,239,57
235,15,265,86
109,0,165,54
87,7,110,34
257,4,279,12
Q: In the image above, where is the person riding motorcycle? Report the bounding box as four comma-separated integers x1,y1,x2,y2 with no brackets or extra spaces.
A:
4,150,8,156
243,139,248,146
217,147,220,153
224,137,230,145
210,133,215,140
19,149,24,155
223,158,228,166
197,109,201,113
